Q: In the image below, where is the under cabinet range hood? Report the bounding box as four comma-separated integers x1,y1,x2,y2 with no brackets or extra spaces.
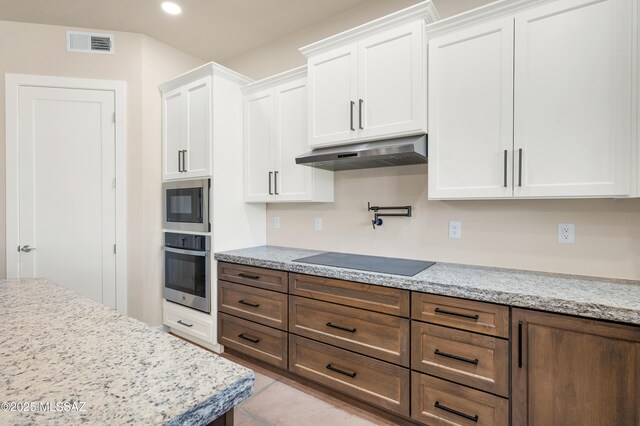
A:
295,135,427,171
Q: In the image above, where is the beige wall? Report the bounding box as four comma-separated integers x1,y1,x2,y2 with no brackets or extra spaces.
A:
223,0,640,281
0,20,203,324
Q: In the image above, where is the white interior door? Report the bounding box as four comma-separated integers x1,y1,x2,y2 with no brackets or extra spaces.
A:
17,86,116,308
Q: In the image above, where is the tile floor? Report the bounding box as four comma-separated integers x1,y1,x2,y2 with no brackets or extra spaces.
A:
224,354,396,426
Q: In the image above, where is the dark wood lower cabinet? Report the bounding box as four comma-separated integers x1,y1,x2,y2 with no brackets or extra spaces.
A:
512,308,640,426
411,372,508,426
289,335,411,416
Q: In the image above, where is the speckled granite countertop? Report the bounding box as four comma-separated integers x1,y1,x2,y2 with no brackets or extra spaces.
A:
215,246,640,326
0,278,253,426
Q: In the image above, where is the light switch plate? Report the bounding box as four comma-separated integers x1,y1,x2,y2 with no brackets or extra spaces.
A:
273,216,281,229
314,217,323,231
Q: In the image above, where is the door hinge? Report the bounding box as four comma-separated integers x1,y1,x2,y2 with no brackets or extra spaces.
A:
112,112,116,123
113,244,116,254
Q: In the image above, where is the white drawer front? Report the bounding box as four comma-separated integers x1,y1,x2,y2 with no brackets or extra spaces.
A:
163,300,213,343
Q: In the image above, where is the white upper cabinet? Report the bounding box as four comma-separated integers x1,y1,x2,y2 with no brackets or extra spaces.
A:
428,18,514,199
163,87,184,180
301,2,439,149
427,0,638,200
243,67,334,203
307,46,358,146
162,76,212,180
513,0,634,198
244,89,275,202
358,21,425,140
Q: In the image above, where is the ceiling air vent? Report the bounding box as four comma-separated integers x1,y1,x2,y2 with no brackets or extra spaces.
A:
67,31,114,54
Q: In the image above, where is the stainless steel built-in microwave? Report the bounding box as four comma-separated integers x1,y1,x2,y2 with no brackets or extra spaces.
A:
163,179,210,232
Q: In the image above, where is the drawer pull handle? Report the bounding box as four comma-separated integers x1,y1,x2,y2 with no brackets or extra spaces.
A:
434,308,479,320
177,320,193,328
238,333,261,344
326,363,357,378
326,322,356,333
434,349,479,365
238,272,260,280
434,401,478,422
238,299,260,308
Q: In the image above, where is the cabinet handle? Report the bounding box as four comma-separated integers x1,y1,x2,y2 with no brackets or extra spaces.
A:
326,322,356,333
434,401,479,422
518,320,523,368
350,101,355,131
274,171,279,195
182,150,188,172
268,172,273,195
178,150,183,172
177,320,193,328
518,148,523,187
434,307,479,320
358,99,363,130
238,333,260,344
238,299,260,308
503,149,508,188
326,363,357,378
434,349,479,365
238,272,260,280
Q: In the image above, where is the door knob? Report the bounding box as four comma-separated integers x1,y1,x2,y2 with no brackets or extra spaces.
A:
19,245,36,253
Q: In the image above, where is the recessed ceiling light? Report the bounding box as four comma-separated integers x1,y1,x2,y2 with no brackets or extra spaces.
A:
161,1,182,15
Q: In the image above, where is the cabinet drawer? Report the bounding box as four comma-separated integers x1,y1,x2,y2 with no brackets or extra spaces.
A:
218,313,287,369
289,335,410,416
163,300,213,343
290,273,410,317
412,293,509,338
218,281,288,330
411,372,508,426
289,296,409,366
217,262,288,293
412,322,509,397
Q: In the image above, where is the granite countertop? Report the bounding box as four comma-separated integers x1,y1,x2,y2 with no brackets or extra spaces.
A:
215,246,640,326
0,278,253,426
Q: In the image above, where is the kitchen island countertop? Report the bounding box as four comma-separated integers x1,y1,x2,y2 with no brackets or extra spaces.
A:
0,278,253,425
215,245,640,326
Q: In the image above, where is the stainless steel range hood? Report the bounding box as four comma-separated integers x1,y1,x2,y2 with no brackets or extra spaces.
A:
295,135,427,171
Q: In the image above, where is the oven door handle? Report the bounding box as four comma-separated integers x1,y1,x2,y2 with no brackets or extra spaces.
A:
163,246,209,257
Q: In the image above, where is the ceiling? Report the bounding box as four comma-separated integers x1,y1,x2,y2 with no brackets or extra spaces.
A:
0,0,493,62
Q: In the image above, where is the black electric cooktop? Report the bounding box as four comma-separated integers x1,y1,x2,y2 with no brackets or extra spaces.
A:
292,252,435,277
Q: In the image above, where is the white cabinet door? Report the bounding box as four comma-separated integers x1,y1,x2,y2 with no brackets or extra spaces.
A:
513,0,633,198
358,21,425,140
428,18,515,199
308,45,358,147
182,76,212,179
274,78,313,201
162,87,185,180
244,89,275,202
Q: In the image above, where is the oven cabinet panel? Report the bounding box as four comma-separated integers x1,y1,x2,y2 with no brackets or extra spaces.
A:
162,86,185,180
162,75,212,181
163,299,214,343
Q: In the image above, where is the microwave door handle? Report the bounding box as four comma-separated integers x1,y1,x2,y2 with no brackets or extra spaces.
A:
163,246,208,257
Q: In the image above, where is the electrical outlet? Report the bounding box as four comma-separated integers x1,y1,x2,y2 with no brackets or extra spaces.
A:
449,220,462,239
314,217,323,231
273,216,281,230
558,223,575,244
